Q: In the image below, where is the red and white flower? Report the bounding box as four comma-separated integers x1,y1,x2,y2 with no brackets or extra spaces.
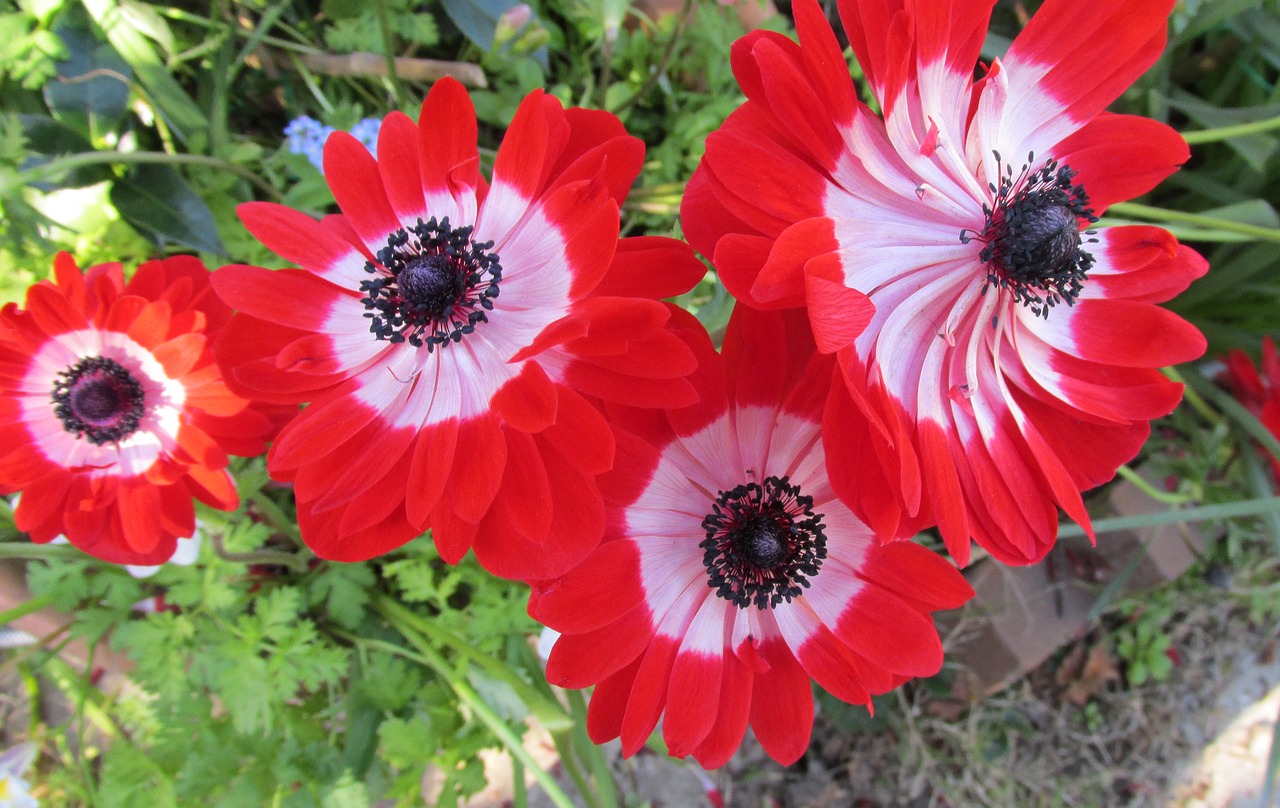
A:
213,78,704,577
681,0,1208,564
0,254,278,565
531,308,972,768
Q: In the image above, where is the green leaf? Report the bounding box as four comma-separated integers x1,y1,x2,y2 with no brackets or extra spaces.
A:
99,745,178,808
80,0,207,144
44,10,132,136
439,0,522,50
379,714,437,769
17,114,113,189
310,563,374,630
109,163,227,255
255,586,302,640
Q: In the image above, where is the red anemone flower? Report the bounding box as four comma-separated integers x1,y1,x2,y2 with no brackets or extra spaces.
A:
0,253,278,565
531,307,972,768
681,0,1208,565
213,78,704,577
1220,337,1280,481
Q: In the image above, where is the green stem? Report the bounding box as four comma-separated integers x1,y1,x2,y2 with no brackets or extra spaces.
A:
1162,366,1219,424
372,0,404,104
1182,114,1280,144
339,631,578,808
21,150,281,201
0,544,96,563
1115,464,1193,505
567,688,619,807
0,591,57,627
373,594,571,731
1057,495,1280,538
246,487,303,545
209,532,310,573
1106,201,1280,244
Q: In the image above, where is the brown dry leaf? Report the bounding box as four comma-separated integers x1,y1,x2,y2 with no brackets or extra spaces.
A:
1060,642,1120,706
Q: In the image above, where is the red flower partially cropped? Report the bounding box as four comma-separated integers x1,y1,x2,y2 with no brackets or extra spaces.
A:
1220,337,1280,481
681,0,1208,565
213,78,703,577
0,254,278,565
531,308,972,768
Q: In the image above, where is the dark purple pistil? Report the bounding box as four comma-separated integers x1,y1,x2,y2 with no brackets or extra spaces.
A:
360,216,501,351
52,356,145,445
962,151,1098,319
700,475,827,610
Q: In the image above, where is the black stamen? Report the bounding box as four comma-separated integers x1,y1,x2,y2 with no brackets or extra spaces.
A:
360,216,501,350
961,152,1098,319
52,356,146,445
700,475,827,610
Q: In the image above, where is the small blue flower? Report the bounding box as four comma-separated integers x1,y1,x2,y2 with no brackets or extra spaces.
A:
284,115,334,171
348,117,383,157
285,116,383,173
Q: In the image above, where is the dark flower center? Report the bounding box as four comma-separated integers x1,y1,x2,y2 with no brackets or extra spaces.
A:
700,475,827,610
360,216,501,351
962,152,1098,319
51,356,146,445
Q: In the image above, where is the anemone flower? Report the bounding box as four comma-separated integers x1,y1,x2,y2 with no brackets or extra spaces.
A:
531,307,972,767
0,254,278,565
681,0,1208,565
213,77,704,578
1220,337,1280,481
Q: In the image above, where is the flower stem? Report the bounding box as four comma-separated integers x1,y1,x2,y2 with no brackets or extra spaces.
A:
340,630,578,808
20,150,282,201
371,594,572,731
1106,202,1280,243
1182,114,1280,145
567,687,619,807
0,591,56,627
372,0,405,104
1057,495,1280,538
1115,464,1193,505
0,544,97,563
209,532,310,573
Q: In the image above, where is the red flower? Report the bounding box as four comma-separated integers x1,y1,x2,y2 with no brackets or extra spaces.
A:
0,253,278,565
213,78,703,577
681,0,1208,565
1220,337,1280,481
531,308,972,768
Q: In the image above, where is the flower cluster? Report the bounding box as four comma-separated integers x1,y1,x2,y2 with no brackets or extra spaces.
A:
2,0,1206,772
284,115,382,171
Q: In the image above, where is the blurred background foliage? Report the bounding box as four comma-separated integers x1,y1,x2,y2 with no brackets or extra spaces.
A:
1,0,1279,805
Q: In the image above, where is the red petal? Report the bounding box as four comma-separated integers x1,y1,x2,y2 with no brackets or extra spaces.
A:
747,643,814,765
445,413,507,523
377,111,426,221
491,361,558,434
405,419,458,527
585,657,641,745
1055,114,1188,212
593,236,706,301
545,605,653,689
323,131,399,246
530,540,644,634
690,655,753,769
418,77,481,198
833,583,943,677
1004,0,1173,134
804,256,874,354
